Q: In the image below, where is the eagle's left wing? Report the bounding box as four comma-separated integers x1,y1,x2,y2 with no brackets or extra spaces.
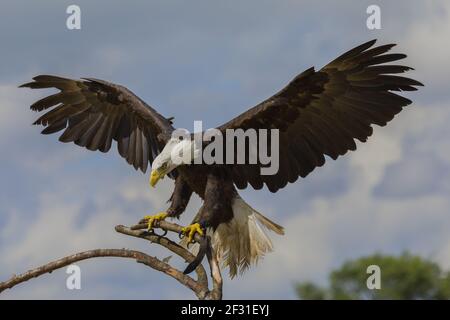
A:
21,76,175,173
216,39,423,192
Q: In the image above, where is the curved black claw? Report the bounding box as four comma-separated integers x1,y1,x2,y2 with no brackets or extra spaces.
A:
158,229,168,237
186,239,196,249
146,225,167,237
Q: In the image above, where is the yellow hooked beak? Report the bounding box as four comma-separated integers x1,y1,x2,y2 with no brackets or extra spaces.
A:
150,169,165,187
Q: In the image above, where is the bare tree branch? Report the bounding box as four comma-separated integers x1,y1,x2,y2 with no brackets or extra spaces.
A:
0,221,223,300
115,224,209,289
0,249,202,296
205,237,223,300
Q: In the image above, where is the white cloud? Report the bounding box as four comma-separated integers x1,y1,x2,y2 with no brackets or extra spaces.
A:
403,1,450,87
0,85,33,141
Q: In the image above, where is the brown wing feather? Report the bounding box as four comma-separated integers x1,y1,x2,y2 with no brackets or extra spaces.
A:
217,39,423,192
21,76,175,173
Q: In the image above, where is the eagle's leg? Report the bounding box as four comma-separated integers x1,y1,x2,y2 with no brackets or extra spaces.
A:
141,176,192,232
197,169,234,231
182,170,234,274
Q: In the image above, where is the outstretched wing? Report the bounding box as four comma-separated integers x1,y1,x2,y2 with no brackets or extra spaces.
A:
21,76,175,173
217,39,423,192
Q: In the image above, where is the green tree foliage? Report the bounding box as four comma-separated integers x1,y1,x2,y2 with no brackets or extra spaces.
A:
296,253,450,300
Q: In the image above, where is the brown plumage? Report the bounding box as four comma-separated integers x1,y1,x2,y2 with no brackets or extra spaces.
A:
21,40,422,277
218,39,422,192
21,76,175,173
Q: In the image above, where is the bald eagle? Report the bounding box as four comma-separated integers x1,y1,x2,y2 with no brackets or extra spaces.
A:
21,40,422,277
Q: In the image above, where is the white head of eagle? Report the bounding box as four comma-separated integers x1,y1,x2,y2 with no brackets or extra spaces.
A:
150,137,200,187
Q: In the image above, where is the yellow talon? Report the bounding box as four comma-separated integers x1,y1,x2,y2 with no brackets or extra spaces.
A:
181,223,204,243
143,212,168,231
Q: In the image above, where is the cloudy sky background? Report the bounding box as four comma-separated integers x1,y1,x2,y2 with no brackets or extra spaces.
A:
1,0,449,299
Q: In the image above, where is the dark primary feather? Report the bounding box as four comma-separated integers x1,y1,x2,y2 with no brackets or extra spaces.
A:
216,39,423,193
21,76,175,173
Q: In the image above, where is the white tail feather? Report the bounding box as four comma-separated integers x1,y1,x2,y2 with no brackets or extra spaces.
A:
212,195,284,278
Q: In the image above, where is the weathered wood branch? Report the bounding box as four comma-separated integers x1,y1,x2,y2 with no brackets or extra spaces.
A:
0,221,223,300
115,224,209,289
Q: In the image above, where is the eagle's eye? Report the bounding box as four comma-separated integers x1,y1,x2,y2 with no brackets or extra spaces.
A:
159,162,168,171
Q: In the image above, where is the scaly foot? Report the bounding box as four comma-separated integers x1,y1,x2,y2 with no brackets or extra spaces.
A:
142,212,168,232
181,223,204,243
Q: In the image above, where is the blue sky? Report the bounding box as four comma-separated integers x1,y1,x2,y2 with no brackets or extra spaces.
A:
1,0,450,299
